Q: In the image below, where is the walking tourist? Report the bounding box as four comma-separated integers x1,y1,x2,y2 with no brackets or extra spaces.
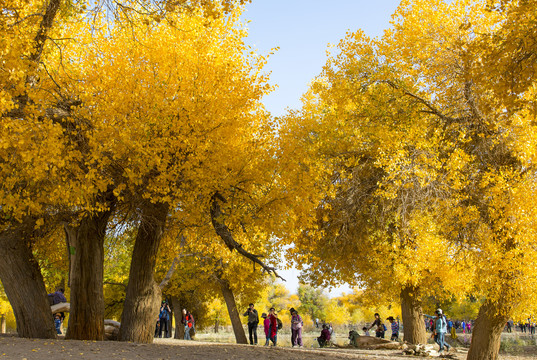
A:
243,303,259,345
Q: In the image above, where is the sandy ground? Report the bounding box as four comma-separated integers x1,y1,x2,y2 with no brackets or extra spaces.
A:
0,334,534,360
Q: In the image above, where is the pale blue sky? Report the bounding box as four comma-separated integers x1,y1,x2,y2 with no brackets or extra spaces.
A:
241,0,401,296
242,0,401,117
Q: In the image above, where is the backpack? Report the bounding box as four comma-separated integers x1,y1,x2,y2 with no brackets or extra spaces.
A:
383,324,387,331
277,317,283,330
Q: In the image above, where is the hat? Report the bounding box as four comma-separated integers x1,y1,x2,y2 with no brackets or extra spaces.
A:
386,316,395,321
261,313,267,318
436,308,443,315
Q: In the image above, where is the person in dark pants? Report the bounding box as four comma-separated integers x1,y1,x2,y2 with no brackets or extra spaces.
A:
243,303,259,345
158,300,171,338
154,319,160,338
368,313,385,338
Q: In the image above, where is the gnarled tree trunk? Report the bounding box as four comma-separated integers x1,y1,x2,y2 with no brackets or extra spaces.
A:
119,202,169,343
400,286,427,344
466,300,510,360
219,277,248,344
65,203,115,341
0,222,56,339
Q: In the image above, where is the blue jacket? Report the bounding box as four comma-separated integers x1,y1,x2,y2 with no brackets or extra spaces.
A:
159,306,170,321
424,314,448,334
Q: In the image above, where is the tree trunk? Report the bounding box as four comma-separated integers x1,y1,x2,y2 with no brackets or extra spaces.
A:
400,286,427,344
466,300,509,360
171,296,184,339
1,314,6,333
119,202,169,343
214,319,219,333
167,299,173,338
0,222,56,339
65,205,114,341
219,278,248,344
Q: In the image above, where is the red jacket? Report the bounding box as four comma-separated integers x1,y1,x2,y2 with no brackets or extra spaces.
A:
268,314,278,337
182,313,194,328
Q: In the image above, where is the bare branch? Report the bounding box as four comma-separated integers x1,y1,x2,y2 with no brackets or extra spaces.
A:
210,192,285,281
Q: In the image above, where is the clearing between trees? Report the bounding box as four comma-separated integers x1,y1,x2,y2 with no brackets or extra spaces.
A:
0,335,534,360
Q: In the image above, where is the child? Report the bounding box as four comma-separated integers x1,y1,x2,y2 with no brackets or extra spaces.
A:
54,313,62,335
362,326,370,336
387,316,399,341
262,313,270,346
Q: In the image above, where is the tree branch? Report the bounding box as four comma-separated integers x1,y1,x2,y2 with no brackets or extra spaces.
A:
158,245,202,289
210,192,285,281
383,80,459,124
30,0,62,64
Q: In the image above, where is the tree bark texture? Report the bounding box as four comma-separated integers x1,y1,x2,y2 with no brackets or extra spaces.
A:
0,223,56,339
119,202,169,343
65,206,114,341
466,300,510,360
400,286,427,344
171,296,185,339
219,278,248,344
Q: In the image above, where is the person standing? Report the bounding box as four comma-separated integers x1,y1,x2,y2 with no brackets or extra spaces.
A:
243,303,259,345
267,308,278,346
368,313,385,338
291,309,303,347
450,321,457,339
387,316,399,341
424,309,451,354
262,313,270,346
54,313,62,335
158,300,171,338
182,308,195,340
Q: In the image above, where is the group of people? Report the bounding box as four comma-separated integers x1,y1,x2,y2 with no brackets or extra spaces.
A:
243,304,305,347
508,320,536,334
243,305,406,348
427,318,472,335
361,310,453,354
154,300,195,340
362,313,399,341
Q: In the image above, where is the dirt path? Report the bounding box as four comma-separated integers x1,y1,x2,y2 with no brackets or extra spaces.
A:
0,335,531,360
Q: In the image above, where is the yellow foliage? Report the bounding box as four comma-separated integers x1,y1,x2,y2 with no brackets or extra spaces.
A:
280,0,537,328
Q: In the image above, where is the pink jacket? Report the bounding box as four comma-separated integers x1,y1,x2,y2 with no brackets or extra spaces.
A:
264,317,271,336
